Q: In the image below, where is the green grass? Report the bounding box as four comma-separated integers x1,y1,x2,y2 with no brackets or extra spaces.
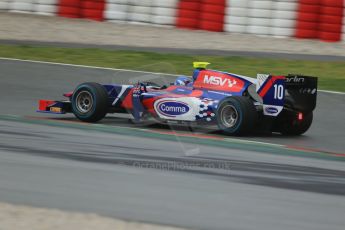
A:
1,44,345,91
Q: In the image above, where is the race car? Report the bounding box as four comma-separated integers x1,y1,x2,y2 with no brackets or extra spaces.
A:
37,62,318,136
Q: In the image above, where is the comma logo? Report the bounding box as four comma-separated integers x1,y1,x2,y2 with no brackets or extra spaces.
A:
156,101,190,117
160,104,187,113
265,107,279,114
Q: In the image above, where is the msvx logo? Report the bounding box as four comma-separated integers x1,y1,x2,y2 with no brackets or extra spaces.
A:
203,75,237,88
157,101,190,117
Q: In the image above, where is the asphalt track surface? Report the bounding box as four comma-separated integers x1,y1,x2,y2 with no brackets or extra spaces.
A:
0,59,345,230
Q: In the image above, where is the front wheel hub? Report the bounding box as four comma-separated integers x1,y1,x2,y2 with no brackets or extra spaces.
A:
76,91,94,114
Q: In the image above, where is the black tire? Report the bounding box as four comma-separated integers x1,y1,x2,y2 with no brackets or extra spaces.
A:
216,96,257,135
71,82,108,122
280,112,313,136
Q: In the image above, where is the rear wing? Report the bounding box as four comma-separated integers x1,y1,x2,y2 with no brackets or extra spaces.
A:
256,74,318,116
285,74,318,113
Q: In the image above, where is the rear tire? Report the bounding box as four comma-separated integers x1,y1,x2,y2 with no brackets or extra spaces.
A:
216,97,257,135
71,82,108,122
280,112,313,135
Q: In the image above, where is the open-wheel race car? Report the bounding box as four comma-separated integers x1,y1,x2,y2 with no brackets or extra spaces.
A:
38,62,318,136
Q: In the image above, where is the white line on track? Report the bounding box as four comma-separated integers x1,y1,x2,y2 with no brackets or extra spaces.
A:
0,57,178,76
316,90,345,95
223,138,285,147
1,57,344,95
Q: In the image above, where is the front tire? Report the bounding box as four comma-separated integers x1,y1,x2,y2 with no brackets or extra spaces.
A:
71,82,108,122
216,97,257,135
